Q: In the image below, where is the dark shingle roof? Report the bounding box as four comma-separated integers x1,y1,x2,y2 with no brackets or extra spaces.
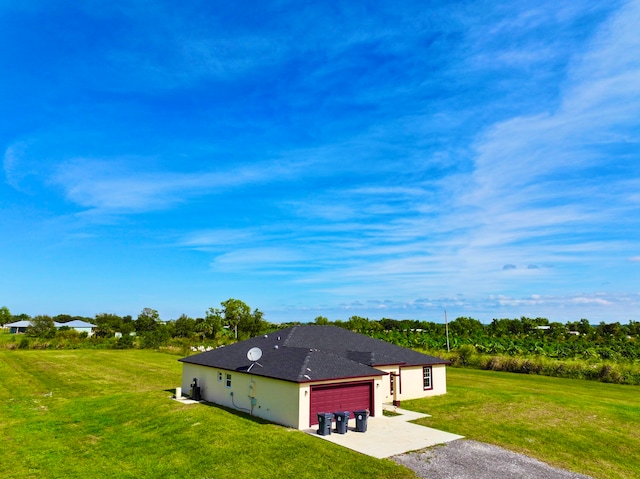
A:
179,325,447,383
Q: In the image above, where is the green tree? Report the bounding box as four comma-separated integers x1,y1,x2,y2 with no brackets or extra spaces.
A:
488,318,511,337
174,314,196,338
204,308,224,338
548,322,566,340
625,320,640,337
121,315,135,335
220,298,267,339
314,316,329,325
597,321,624,339
94,313,124,337
0,306,11,326
135,308,160,333
27,315,56,338
244,308,266,337
380,318,400,331
346,315,369,332
368,320,383,332
221,299,249,338
449,317,485,339
139,323,170,348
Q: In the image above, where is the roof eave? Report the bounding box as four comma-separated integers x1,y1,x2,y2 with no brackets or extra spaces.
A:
298,372,385,384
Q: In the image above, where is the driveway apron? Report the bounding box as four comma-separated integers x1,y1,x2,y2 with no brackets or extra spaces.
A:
304,407,463,459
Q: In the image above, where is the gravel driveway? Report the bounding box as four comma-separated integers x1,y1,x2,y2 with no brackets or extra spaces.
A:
393,440,594,479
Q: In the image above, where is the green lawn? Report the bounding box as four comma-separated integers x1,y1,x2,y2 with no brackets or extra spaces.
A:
2,349,637,479
0,350,414,479
404,368,640,479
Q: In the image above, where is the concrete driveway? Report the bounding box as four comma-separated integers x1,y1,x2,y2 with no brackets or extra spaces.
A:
304,406,463,459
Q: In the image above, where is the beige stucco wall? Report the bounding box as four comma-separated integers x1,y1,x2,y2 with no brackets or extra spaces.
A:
182,364,301,428
432,364,447,395
376,364,447,404
181,364,385,429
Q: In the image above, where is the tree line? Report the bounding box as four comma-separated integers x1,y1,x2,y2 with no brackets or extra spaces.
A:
314,315,640,361
3,302,639,361
0,299,268,348
4,302,640,383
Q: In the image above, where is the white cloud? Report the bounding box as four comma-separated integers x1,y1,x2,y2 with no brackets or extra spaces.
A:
439,0,640,293
47,154,313,215
571,297,611,305
212,247,308,268
3,141,34,190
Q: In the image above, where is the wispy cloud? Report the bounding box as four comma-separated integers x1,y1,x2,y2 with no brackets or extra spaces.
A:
445,0,640,283
51,158,253,214
3,142,28,189
4,146,306,215
2,1,639,323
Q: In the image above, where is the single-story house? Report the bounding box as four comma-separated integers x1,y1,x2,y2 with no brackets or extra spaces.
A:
179,325,448,429
56,320,96,336
5,320,32,334
4,320,96,336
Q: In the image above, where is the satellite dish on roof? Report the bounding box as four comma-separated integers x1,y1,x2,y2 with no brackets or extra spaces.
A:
247,347,263,372
247,347,263,361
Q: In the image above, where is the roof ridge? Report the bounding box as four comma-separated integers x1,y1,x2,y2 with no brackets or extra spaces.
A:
281,325,297,347
297,348,314,381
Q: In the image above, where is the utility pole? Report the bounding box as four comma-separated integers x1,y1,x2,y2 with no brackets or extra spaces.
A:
444,309,450,352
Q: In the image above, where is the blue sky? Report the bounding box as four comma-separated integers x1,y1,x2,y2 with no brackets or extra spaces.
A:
1,0,639,324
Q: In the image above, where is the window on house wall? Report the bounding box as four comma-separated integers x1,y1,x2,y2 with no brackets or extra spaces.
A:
218,372,223,382
423,366,432,390
225,373,232,388
390,371,401,395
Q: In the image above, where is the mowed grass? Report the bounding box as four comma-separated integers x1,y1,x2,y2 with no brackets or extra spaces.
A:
404,368,640,479
0,350,415,479
4,349,638,479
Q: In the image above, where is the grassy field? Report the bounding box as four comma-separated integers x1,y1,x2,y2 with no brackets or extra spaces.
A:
404,368,640,479
0,349,414,479
2,348,638,479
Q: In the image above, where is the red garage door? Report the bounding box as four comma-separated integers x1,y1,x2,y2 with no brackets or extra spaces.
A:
309,381,373,426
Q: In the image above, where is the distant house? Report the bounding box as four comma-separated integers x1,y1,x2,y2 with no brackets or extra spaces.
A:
4,320,96,336
5,320,31,334
179,325,448,429
55,320,96,336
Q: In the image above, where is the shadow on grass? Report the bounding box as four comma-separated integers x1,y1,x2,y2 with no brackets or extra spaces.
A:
165,388,275,426
202,401,275,426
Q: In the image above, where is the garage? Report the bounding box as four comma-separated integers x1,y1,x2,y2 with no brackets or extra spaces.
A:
309,381,374,426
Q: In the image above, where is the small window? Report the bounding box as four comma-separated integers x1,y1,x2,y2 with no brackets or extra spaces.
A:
390,371,401,395
423,366,432,390
225,373,232,388
218,372,223,382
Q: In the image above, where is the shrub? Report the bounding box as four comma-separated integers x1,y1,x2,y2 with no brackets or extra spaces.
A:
521,359,541,374
139,329,169,349
457,344,476,366
598,365,622,383
485,356,503,371
115,334,135,349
